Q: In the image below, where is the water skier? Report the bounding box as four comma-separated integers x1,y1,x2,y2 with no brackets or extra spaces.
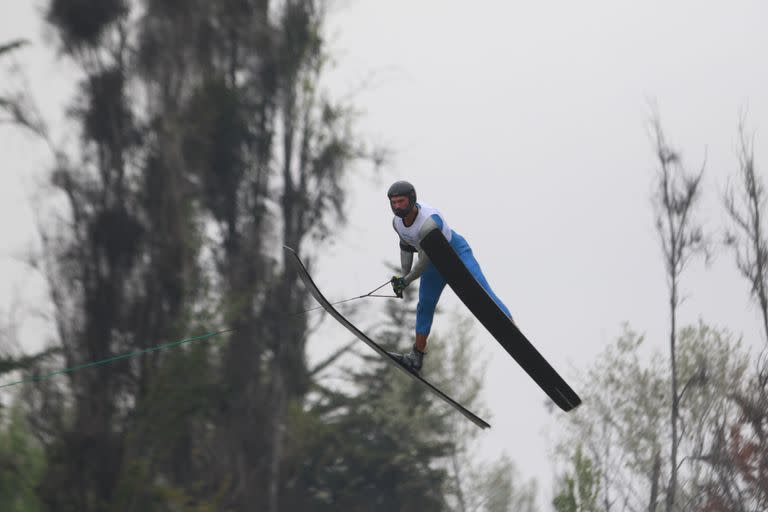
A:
387,180,514,373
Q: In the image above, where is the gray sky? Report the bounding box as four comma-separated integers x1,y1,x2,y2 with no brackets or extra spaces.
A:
3,0,768,506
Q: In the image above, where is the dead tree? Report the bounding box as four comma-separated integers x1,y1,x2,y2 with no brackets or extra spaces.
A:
724,116,768,346
650,114,707,512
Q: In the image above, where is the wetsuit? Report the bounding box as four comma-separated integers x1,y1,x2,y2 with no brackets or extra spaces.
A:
393,202,513,335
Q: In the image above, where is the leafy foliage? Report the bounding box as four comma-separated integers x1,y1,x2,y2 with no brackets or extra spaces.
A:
0,402,45,512
557,322,749,512
282,287,452,511
699,361,768,512
553,446,600,512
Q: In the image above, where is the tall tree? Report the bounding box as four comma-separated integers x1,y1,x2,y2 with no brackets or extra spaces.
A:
697,118,768,512
650,114,707,512
30,1,168,509
724,117,768,345
20,0,368,510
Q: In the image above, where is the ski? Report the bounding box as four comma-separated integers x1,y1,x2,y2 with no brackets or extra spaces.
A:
420,229,582,412
284,246,491,430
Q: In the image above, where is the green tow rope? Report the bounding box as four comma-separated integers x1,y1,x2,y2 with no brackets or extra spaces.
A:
0,328,234,389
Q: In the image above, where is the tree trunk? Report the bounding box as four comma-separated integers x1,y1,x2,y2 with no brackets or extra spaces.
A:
649,449,661,512
666,280,679,512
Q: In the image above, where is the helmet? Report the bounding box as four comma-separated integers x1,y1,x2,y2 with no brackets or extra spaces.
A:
387,180,417,218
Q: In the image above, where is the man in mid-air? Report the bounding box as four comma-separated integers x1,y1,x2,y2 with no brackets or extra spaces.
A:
387,180,513,373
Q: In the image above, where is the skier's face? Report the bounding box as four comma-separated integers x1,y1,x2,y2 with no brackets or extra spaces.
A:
390,195,409,212
389,195,413,219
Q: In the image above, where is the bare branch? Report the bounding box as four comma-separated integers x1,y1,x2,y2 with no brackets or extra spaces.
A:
722,116,768,345
308,339,356,377
0,39,29,57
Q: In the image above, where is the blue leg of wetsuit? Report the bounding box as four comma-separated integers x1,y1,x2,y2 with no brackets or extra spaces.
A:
459,250,513,320
415,231,513,336
416,263,447,335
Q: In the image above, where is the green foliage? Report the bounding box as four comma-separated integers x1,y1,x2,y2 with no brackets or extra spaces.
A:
280,287,451,511
557,321,749,511
698,361,768,512
111,457,227,512
553,446,600,512
425,314,536,512
284,286,538,511
283,392,449,511
462,454,537,512
0,402,45,512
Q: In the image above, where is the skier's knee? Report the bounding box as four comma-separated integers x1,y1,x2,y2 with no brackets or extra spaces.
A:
417,300,437,317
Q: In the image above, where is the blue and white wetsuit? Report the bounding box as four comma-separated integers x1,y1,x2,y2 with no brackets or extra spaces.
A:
393,202,512,335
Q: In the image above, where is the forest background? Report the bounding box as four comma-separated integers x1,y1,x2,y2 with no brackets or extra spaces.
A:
1,1,767,511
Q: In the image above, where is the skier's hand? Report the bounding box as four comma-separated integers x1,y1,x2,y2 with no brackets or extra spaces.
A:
391,276,407,298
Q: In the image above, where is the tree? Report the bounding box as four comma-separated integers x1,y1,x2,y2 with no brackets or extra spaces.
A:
650,113,708,512
468,455,538,512
696,118,768,512
553,446,600,512
556,322,749,512
279,283,452,511
700,360,768,512
29,2,160,508
698,362,768,512
431,313,537,512
282,283,537,511
11,0,368,510
724,116,768,345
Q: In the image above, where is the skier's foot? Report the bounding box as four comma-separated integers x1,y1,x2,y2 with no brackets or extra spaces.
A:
389,344,425,374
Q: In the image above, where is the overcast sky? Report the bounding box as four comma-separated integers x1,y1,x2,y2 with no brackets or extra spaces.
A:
3,0,768,507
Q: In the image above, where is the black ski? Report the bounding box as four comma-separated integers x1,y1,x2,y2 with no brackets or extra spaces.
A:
284,246,491,430
420,229,582,412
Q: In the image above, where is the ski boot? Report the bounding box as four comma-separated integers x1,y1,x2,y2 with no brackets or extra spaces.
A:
389,344,425,374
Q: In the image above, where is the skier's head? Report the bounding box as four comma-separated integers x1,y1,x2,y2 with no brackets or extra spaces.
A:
387,180,417,218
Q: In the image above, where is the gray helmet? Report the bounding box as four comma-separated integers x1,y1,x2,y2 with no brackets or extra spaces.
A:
387,180,417,218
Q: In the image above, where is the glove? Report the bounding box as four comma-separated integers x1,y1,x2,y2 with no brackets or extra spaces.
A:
391,276,407,298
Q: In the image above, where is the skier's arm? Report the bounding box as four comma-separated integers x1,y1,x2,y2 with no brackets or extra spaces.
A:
404,250,429,285
403,215,442,285
400,241,415,275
